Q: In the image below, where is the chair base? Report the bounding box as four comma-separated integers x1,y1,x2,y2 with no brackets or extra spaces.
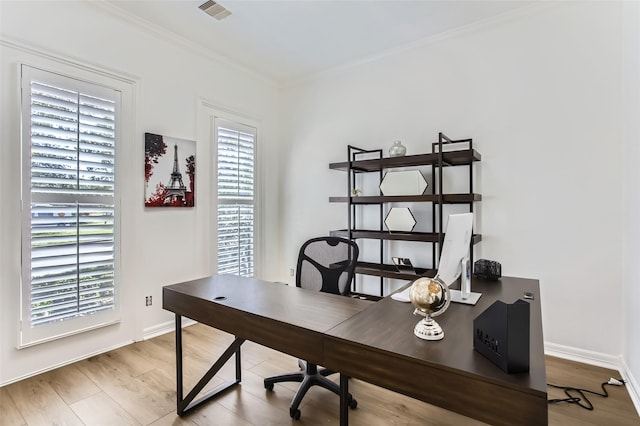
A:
264,359,357,420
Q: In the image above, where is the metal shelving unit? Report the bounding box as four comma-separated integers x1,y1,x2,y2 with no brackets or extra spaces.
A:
329,132,481,297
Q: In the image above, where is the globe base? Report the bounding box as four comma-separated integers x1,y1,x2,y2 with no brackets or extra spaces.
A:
414,315,444,341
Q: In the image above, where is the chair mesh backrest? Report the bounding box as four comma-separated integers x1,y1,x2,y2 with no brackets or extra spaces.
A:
296,237,359,295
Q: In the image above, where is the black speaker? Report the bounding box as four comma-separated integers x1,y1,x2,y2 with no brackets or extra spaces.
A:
473,299,530,374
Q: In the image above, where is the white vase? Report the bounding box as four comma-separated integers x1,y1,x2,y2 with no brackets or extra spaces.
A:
389,140,406,157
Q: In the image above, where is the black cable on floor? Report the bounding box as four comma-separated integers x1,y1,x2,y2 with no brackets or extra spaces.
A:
547,379,626,411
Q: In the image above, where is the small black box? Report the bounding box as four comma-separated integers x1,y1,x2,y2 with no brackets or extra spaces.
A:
473,299,530,374
474,259,501,280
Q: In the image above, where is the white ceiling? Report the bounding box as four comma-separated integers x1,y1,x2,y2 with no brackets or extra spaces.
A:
104,0,534,85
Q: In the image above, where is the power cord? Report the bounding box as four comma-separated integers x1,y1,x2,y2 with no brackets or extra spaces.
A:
547,378,626,410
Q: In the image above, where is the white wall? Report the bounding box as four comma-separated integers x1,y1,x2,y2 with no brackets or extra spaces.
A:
280,2,629,362
1,0,638,408
0,1,282,385
622,0,640,412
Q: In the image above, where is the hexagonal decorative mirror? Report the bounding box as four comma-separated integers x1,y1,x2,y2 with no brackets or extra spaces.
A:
384,207,416,232
379,170,428,196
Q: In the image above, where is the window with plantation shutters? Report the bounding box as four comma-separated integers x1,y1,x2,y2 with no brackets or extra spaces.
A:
20,65,120,346
215,118,256,277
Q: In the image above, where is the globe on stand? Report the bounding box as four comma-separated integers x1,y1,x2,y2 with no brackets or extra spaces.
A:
409,277,451,340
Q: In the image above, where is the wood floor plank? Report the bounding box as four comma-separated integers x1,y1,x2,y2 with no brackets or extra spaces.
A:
0,387,26,426
249,358,312,394
43,363,101,405
75,355,174,425
218,363,301,413
3,323,639,426
148,412,200,426
215,384,296,426
147,400,255,426
98,344,158,378
70,392,140,426
545,355,640,425
4,376,83,426
173,343,232,393
126,339,176,371
181,326,234,356
149,330,176,351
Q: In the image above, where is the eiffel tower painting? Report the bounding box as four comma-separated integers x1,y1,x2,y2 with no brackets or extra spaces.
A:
144,133,196,207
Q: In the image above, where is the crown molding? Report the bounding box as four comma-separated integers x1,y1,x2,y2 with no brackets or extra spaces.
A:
89,1,278,89
1,36,139,85
284,2,557,89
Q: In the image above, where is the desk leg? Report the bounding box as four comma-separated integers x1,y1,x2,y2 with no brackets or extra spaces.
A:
340,374,349,426
175,315,184,409
174,314,245,416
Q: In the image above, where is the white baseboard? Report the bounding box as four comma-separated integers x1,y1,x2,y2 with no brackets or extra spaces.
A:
545,341,640,417
0,340,134,387
621,358,640,417
545,341,623,370
142,318,197,341
1,320,198,387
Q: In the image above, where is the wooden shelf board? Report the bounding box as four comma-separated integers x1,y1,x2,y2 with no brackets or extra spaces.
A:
331,229,440,242
330,229,482,244
355,261,436,281
329,194,481,204
329,149,481,172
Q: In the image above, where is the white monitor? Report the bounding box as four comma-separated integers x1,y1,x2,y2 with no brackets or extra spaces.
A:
435,213,481,305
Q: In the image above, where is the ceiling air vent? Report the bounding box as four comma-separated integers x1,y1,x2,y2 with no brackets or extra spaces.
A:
199,1,231,21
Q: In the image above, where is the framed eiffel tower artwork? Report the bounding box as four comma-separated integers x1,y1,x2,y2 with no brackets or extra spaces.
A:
144,132,196,207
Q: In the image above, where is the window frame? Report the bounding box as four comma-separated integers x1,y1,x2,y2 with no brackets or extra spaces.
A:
19,64,124,348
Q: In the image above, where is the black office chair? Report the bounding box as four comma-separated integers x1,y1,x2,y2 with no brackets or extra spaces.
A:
264,236,360,420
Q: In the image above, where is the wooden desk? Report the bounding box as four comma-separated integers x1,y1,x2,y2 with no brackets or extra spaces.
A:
163,274,371,414
163,275,547,425
324,276,547,425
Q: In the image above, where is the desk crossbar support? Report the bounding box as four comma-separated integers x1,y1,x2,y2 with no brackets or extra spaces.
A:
175,314,244,415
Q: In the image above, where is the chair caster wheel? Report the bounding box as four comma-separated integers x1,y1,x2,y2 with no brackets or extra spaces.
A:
290,407,301,420
264,381,274,391
349,398,358,409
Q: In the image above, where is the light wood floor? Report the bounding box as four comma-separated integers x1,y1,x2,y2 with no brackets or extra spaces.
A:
1,323,638,426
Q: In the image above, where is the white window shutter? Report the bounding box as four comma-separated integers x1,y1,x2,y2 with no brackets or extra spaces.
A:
215,119,256,277
21,65,119,346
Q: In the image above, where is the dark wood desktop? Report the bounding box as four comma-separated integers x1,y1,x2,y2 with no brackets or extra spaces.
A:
325,276,547,425
163,274,547,425
163,275,371,414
